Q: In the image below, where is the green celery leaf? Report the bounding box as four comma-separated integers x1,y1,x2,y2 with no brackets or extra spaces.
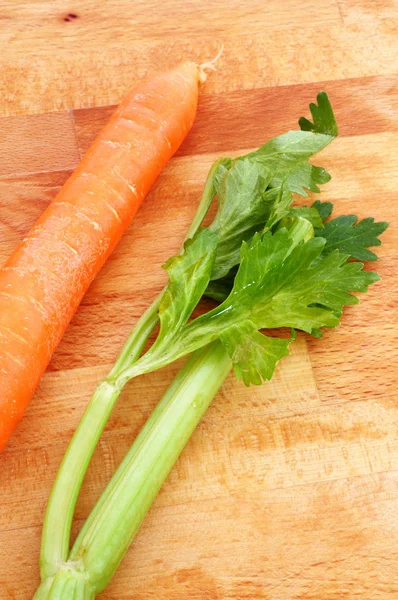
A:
205,182,294,303
227,231,378,332
209,158,279,280
272,163,331,197
242,93,338,196
298,91,338,137
121,229,380,385
286,206,324,229
206,202,315,304
205,268,237,303
251,243,377,330
206,92,339,285
246,130,334,193
219,321,291,386
265,186,293,229
213,158,233,192
312,199,334,221
183,230,379,349
248,129,334,165
231,230,295,297
157,228,218,345
310,328,323,339
275,216,314,251
317,215,389,261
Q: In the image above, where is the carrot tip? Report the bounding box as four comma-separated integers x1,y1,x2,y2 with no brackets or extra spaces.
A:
199,45,224,83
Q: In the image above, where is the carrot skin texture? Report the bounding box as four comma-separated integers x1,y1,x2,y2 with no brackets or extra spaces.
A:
0,62,200,452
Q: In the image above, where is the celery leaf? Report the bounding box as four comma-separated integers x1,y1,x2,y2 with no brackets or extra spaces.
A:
157,228,218,344
298,91,338,137
220,322,291,385
316,215,389,261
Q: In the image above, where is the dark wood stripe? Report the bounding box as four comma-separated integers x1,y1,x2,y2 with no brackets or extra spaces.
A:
73,74,398,156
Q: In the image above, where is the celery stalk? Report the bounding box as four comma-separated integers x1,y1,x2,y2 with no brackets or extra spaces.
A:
39,381,120,579
35,342,231,598
72,341,231,592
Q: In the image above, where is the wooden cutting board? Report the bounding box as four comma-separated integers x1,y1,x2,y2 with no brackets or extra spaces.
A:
0,1,397,598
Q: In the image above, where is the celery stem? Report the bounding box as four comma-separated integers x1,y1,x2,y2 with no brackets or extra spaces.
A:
40,380,120,578
70,342,231,593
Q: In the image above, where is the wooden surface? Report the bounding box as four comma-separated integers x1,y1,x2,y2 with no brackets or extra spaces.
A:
0,1,397,598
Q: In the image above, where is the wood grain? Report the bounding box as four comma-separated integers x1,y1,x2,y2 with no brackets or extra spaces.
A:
0,1,397,116
73,74,398,157
0,0,340,45
0,112,79,177
0,1,397,599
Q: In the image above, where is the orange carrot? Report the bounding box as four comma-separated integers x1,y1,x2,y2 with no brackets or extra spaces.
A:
0,61,202,452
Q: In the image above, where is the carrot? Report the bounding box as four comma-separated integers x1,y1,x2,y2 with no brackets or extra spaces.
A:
0,61,202,452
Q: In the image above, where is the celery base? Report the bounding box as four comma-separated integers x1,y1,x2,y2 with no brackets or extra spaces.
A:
34,565,95,600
